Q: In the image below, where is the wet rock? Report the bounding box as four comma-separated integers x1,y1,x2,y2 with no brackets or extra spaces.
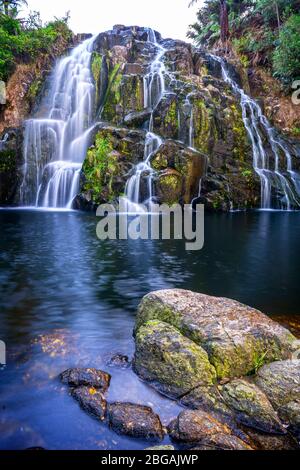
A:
152,93,179,140
124,108,152,128
80,125,146,205
107,402,164,441
167,409,250,450
151,140,206,204
134,320,216,398
255,360,300,408
278,400,300,439
179,385,232,416
242,426,299,451
60,368,111,392
71,386,107,420
191,434,253,451
221,379,285,434
135,289,296,379
107,354,131,369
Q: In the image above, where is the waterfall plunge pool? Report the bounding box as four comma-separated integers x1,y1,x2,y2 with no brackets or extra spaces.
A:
0,209,299,449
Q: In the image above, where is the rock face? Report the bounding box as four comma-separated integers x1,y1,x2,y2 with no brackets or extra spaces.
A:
77,25,261,210
75,124,146,208
221,379,285,434
107,403,164,442
168,409,252,450
60,368,111,392
134,320,216,397
135,289,296,380
255,360,300,409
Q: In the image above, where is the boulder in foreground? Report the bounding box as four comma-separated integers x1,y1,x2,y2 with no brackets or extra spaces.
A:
134,320,216,397
135,289,296,379
255,360,300,408
168,409,252,450
107,402,164,442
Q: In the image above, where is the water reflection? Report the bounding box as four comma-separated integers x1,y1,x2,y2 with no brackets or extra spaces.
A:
0,209,299,449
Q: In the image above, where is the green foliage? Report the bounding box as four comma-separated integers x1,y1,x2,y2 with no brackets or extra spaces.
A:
83,135,115,200
273,14,300,84
0,11,72,81
188,1,300,84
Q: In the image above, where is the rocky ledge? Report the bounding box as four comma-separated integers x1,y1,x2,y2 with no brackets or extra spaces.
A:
59,289,300,450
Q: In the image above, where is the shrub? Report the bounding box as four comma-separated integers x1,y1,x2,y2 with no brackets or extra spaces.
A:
273,14,300,84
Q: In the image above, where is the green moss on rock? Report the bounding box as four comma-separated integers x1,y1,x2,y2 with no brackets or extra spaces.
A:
134,319,217,398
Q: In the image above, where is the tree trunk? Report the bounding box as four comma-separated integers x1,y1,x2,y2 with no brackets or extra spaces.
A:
219,0,229,44
274,1,281,31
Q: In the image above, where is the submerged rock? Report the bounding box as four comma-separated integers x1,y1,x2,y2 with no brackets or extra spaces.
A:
60,368,111,392
134,320,216,398
255,360,300,409
107,403,164,442
135,289,296,379
167,409,251,450
71,386,107,420
221,379,285,434
106,354,131,369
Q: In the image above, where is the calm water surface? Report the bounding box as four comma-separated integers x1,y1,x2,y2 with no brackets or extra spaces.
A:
0,209,299,449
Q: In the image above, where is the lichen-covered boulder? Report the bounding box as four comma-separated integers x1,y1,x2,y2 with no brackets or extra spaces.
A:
133,320,216,397
71,386,107,420
135,289,296,379
168,409,252,450
107,403,164,442
191,434,253,451
60,368,111,392
221,379,285,434
255,360,300,408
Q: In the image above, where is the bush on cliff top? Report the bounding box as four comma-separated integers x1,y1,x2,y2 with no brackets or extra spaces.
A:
0,11,72,81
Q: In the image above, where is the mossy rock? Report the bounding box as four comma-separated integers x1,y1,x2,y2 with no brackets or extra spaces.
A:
135,289,296,379
134,319,217,398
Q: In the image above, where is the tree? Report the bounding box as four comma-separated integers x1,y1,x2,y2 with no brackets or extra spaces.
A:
189,0,230,44
0,0,28,17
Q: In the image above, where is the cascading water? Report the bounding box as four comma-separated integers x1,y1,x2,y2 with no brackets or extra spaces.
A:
210,54,300,210
19,35,97,209
124,29,167,213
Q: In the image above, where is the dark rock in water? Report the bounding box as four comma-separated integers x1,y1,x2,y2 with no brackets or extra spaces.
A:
71,386,107,420
134,320,216,398
107,402,164,441
124,108,152,128
135,289,296,380
60,368,111,392
167,409,252,450
255,360,300,409
107,354,131,369
278,400,300,439
221,379,285,435
0,127,23,205
242,426,299,451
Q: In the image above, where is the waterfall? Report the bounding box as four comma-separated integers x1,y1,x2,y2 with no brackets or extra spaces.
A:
210,54,300,210
124,29,166,213
19,35,97,209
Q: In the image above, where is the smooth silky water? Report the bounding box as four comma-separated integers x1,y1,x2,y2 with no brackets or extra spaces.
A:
0,209,300,449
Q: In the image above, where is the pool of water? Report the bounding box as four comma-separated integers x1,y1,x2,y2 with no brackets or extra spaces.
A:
0,209,299,449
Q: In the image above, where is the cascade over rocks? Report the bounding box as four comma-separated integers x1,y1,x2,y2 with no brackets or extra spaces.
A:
76,25,264,210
